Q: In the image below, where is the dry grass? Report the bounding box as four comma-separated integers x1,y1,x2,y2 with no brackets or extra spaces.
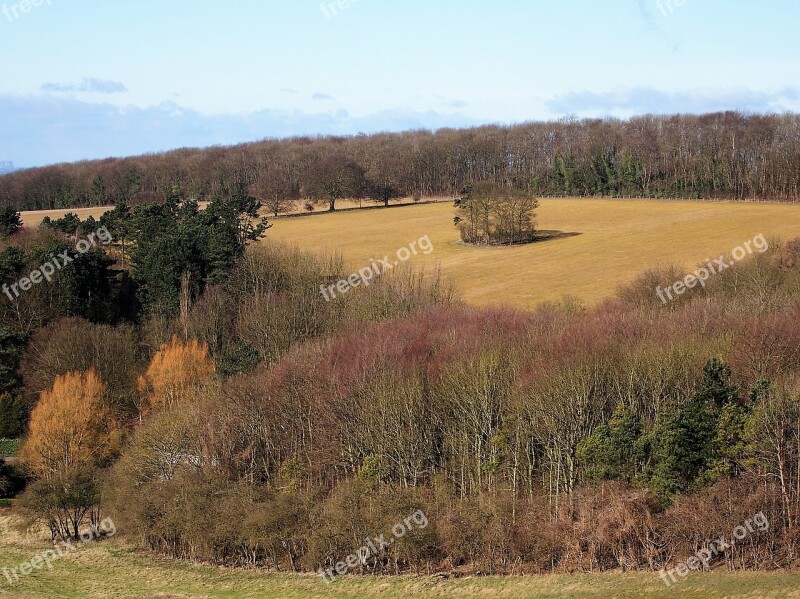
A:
18,198,800,309
1,514,799,599
18,207,115,231
16,198,442,231
267,198,800,309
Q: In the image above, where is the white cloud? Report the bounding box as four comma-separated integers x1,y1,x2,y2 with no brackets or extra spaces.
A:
0,95,478,167
41,78,128,94
547,87,800,117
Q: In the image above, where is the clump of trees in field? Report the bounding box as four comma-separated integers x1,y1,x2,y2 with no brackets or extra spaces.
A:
454,182,539,245
3,112,800,212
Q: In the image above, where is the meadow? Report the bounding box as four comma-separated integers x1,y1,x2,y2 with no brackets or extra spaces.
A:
267,198,800,308
0,515,798,599
22,198,800,309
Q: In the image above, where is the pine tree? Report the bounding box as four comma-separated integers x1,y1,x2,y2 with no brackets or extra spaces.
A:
647,358,740,499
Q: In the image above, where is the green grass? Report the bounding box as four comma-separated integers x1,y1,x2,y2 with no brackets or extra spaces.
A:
0,440,19,458
1,516,798,598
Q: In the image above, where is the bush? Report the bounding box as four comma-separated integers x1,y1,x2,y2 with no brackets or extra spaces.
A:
0,438,20,456
18,467,101,541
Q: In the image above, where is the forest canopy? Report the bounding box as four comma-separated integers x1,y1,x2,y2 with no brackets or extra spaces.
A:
2,112,800,211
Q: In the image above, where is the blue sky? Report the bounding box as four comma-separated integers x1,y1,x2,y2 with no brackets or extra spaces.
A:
0,0,798,167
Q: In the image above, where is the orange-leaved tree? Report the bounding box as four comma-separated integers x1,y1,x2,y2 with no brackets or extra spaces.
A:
22,369,118,479
137,336,215,415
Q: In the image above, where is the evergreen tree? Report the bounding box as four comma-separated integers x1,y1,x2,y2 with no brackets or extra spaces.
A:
130,196,268,315
0,207,22,238
647,358,740,499
0,328,26,394
578,404,643,482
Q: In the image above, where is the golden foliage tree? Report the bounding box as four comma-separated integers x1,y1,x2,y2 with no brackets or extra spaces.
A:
22,369,117,479
137,336,215,415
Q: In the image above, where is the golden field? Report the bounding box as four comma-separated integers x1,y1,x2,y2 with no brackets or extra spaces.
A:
18,206,116,230
16,199,423,230
267,199,800,309
20,198,800,310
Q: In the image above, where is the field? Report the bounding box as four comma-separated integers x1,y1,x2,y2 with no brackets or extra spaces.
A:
0,516,798,599
21,198,800,309
267,199,800,309
17,207,116,231
15,198,424,230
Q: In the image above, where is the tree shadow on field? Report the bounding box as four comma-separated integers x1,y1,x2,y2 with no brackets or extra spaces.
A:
534,230,582,243
456,230,582,248
451,231,583,248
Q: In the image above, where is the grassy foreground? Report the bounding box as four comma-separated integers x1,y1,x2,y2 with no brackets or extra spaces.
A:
1,515,798,599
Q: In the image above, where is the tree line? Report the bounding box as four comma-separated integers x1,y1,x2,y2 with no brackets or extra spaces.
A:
2,112,800,212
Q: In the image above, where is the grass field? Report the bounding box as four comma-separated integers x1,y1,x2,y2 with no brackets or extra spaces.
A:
17,207,115,231
267,198,800,309
22,198,800,309
16,198,431,230
0,515,798,599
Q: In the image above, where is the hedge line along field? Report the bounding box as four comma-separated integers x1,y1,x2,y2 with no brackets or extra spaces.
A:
1,516,799,599
266,198,800,309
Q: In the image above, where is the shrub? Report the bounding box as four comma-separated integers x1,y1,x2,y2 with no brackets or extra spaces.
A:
0,438,20,456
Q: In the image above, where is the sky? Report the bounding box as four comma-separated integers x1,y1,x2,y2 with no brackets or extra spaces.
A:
0,0,798,168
